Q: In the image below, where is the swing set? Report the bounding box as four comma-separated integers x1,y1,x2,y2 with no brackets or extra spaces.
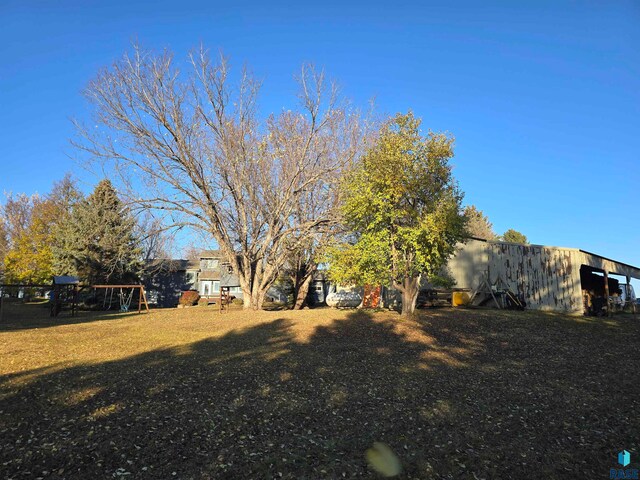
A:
0,281,149,321
92,284,150,314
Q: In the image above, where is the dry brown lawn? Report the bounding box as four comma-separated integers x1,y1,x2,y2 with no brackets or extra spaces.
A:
1,301,639,479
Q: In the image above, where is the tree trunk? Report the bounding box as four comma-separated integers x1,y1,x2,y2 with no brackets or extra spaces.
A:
293,273,314,309
240,268,269,311
243,292,252,309
236,257,267,311
242,285,267,310
292,262,317,310
240,270,253,310
242,281,268,311
236,254,280,311
251,290,266,310
397,275,421,317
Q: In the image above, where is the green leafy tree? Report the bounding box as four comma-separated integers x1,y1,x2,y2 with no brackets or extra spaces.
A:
463,205,496,240
502,229,528,244
327,112,466,316
58,179,141,284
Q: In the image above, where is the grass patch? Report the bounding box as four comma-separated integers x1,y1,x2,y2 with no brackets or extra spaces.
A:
1,304,638,478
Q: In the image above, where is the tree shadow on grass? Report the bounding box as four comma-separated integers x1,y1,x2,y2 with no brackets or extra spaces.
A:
1,310,638,479
0,300,148,331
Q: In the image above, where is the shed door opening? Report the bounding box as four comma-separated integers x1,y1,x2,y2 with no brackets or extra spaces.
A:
580,265,621,316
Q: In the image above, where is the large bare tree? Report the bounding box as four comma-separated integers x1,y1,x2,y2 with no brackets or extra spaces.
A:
137,213,176,262
74,45,366,309
1,193,34,248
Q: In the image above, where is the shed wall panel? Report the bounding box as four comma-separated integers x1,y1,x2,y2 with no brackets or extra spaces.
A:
448,240,583,313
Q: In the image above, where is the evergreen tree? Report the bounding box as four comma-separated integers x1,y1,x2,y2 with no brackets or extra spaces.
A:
49,175,84,276
502,229,528,244
60,179,141,284
463,205,496,240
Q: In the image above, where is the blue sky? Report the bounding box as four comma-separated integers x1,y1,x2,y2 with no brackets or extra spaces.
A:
1,1,639,282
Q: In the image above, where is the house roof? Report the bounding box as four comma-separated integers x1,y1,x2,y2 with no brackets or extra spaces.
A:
53,275,79,285
200,250,223,258
220,270,241,287
145,259,189,272
199,269,221,281
312,270,329,281
186,259,200,270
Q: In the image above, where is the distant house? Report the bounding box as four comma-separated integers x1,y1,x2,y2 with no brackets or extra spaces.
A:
308,270,330,305
195,250,297,303
195,250,242,299
145,250,339,307
143,251,243,307
142,259,197,307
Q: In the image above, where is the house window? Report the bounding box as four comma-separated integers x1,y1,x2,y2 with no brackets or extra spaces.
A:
212,281,220,293
203,283,210,296
230,286,241,293
201,259,219,269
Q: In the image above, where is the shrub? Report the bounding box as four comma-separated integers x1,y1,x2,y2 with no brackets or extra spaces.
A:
231,297,244,306
179,290,200,306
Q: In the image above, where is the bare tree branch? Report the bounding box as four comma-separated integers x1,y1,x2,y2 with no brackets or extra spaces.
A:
74,44,369,309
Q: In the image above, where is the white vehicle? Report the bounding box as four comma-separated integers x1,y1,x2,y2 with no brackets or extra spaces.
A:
620,283,636,304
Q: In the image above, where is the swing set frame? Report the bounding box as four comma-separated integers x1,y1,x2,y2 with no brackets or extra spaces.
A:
91,285,150,314
0,282,149,321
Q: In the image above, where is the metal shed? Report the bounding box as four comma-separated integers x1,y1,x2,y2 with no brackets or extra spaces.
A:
448,238,640,314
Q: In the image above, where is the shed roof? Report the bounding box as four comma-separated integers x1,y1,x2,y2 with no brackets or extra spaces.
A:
467,237,640,279
53,275,79,285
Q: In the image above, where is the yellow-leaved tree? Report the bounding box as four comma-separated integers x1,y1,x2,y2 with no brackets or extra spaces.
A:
3,196,55,284
2,175,83,285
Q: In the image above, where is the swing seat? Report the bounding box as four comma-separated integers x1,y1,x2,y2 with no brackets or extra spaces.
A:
119,287,135,312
